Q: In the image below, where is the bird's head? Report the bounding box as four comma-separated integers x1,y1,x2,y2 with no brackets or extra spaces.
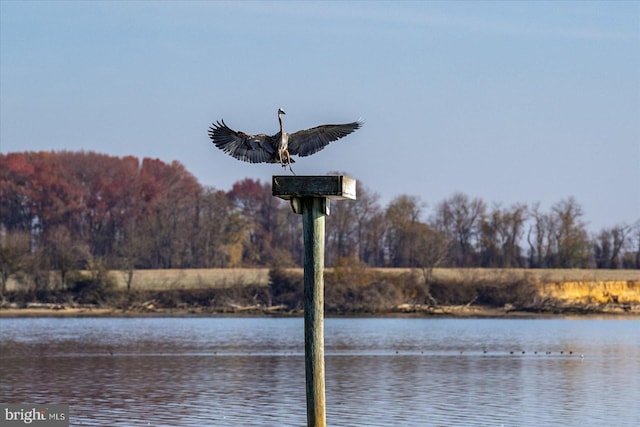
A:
278,108,286,116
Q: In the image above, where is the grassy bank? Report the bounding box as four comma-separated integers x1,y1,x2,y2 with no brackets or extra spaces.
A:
6,267,637,292
1,267,639,317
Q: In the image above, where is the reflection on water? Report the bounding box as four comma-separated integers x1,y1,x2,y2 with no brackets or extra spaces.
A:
1,317,639,426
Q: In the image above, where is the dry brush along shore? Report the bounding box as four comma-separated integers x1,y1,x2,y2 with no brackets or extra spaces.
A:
1,268,639,317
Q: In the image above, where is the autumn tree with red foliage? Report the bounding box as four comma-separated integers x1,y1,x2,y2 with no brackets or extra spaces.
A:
1,152,207,273
227,178,301,267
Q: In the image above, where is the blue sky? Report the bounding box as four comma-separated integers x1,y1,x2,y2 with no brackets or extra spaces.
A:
1,1,639,231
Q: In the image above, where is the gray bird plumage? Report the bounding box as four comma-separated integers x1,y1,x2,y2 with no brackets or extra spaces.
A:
208,108,362,168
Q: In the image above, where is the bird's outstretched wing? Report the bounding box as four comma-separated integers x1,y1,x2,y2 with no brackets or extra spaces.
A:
208,120,276,163
288,121,362,157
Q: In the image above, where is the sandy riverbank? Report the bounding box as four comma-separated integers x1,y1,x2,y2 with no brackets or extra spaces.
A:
2,303,638,318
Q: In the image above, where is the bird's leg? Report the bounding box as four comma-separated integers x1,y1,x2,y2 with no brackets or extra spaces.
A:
285,150,296,174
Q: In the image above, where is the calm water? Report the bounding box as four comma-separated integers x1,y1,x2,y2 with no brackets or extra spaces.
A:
1,317,638,426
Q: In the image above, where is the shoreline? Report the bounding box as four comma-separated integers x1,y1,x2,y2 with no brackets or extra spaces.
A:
1,304,638,319
3,268,638,319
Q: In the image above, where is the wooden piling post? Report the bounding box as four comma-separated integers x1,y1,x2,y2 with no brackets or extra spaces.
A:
273,175,356,427
302,196,327,427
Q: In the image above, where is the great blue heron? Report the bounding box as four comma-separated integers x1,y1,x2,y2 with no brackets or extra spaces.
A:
208,108,362,172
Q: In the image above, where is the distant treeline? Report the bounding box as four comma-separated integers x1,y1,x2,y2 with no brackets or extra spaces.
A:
1,151,639,294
